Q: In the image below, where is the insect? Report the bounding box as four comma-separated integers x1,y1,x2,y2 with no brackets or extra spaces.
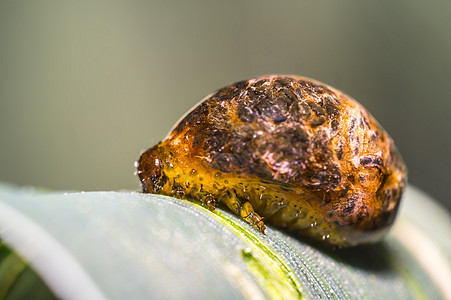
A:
136,75,407,248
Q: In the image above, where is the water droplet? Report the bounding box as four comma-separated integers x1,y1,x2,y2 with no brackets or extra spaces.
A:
243,247,252,254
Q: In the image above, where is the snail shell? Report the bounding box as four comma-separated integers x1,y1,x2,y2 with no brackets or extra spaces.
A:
137,75,407,248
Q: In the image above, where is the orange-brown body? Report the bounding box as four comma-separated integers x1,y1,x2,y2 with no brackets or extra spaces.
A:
137,75,407,248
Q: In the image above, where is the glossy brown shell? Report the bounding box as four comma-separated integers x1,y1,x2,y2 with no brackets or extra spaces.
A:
137,75,407,248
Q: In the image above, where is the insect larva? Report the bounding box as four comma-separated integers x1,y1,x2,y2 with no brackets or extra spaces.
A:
136,75,407,248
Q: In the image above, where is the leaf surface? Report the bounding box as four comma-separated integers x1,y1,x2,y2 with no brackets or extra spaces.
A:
0,184,449,299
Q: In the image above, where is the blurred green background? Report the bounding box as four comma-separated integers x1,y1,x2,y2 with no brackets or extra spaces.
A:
0,1,450,212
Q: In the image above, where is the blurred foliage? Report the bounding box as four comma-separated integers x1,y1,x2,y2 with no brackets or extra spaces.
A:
0,242,56,300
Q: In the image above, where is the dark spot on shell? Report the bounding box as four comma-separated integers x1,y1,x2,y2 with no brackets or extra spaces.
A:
192,135,200,148
328,95,340,105
295,88,304,99
359,174,365,182
308,170,330,189
299,102,312,118
253,79,266,88
344,195,357,214
310,116,326,126
289,102,301,120
238,104,255,122
312,84,326,94
363,116,371,129
280,88,298,102
234,80,249,90
324,97,339,116
274,78,293,89
301,81,327,95
287,127,309,148
349,118,357,137
331,119,339,131
210,153,244,173
306,101,325,116
214,84,245,101
385,189,392,202
273,115,287,124
276,90,297,111
339,187,349,197
360,156,384,170
254,96,281,119
330,165,341,189
371,130,380,142
205,129,228,153
312,129,329,152
354,137,360,155
336,143,344,160
359,118,366,129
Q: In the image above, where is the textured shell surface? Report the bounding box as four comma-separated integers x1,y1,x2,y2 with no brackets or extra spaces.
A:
137,75,407,248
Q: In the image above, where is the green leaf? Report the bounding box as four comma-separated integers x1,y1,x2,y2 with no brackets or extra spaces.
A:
0,241,56,300
0,183,450,299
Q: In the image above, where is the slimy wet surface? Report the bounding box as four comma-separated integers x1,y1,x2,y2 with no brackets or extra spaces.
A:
136,75,407,248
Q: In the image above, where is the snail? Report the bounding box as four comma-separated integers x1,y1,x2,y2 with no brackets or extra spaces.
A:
136,75,407,248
